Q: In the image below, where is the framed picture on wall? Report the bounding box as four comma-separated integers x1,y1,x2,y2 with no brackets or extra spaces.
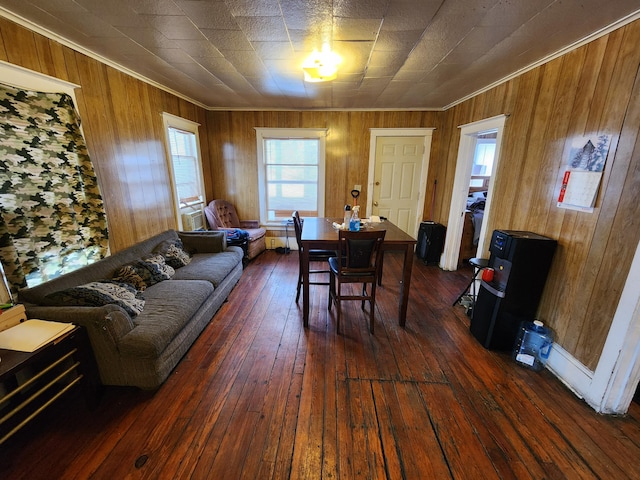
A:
557,134,611,212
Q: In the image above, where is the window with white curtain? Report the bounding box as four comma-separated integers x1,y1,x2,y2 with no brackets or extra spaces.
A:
255,128,327,225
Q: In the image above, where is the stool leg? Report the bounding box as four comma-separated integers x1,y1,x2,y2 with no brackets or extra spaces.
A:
453,267,482,307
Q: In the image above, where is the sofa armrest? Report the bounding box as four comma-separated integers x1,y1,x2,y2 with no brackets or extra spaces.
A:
239,220,260,229
178,230,227,253
24,304,134,347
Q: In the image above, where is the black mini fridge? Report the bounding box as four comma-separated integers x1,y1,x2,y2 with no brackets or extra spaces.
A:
470,230,557,350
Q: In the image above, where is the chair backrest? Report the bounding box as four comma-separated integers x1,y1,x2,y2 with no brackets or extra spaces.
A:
205,199,240,229
292,211,303,249
336,229,386,275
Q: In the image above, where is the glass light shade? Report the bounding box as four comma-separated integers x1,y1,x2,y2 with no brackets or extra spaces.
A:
302,48,341,82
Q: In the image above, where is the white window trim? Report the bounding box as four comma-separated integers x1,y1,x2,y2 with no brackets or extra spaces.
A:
162,113,205,230
255,127,327,227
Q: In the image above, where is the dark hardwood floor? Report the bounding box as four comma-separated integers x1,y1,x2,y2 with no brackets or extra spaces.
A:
1,250,639,479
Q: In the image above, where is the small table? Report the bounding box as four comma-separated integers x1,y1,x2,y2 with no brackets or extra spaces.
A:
0,325,99,445
300,217,417,328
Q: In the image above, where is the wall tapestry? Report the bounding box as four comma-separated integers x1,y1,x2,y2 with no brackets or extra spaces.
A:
0,83,109,295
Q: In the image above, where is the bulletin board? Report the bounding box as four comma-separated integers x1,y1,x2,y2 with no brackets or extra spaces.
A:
557,135,611,213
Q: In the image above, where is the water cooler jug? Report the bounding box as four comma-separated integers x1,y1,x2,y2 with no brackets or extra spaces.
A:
512,320,554,371
470,230,557,350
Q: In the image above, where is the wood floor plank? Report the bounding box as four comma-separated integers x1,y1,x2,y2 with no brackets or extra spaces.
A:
2,251,640,480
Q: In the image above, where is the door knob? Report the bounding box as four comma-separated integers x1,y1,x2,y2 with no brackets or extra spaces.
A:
374,201,378,206
375,181,380,185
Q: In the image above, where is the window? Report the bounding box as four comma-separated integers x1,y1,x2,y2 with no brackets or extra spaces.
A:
162,113,205,230
472,136,496,177
256,128,327,225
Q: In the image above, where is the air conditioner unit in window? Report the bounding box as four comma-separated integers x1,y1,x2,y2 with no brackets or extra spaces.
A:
181,209,204,231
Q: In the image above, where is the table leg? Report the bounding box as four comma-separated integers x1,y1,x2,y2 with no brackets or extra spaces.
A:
302,246,310,327
398,243,414,327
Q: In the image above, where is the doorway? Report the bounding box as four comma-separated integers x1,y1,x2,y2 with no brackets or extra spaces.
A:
441,115,507,270
367,128,435,237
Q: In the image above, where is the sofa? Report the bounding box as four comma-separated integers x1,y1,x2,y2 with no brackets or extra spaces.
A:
18,230,244,390
204,199,266,260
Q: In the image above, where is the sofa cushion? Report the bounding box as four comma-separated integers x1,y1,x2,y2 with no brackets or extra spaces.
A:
43,281,145,316
171,250,243,287
119,279,214,358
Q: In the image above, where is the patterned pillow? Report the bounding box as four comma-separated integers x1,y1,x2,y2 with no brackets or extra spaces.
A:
154,239,191,269
140,254,175,280
113,255,175,290
164,243,191,268
44,281,145,316
113,264,148,291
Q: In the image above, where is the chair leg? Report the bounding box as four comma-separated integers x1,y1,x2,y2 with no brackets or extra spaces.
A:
296,270,302,303
361,283,367,310
328,272,334,312
369,281,376,334
336,294,341,334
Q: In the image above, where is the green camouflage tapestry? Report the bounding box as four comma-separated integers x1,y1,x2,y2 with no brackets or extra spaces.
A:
0,83,108,293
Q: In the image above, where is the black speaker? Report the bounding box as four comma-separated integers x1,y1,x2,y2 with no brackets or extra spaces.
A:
416,222,446,265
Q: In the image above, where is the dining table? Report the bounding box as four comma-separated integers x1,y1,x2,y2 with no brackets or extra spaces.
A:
300,217,417,328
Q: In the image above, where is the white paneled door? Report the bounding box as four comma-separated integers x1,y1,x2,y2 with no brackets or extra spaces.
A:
372,136,425,236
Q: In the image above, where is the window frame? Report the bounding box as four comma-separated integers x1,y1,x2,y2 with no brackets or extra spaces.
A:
255,127,327,226
162,113,206,230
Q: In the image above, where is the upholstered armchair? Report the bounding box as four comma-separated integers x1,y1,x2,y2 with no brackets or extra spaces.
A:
204,200,266,260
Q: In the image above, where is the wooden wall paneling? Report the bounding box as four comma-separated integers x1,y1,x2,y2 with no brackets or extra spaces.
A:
511,60,564,232
482,69,540,242
538,40,613,348
327,111,350,217
561,25,640,365
347,111,375,217
432,105,466,230
243,111,265,220
211,111,233,205
574,41,640,366
228,110,248,217
0,21,7,60
73,55,135,252
1,20,40,71
32,35,59,79
426,110,456,224
531,53,594,351
103,68,151,242
138,85,174,235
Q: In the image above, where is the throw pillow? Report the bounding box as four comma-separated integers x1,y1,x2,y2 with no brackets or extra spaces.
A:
140,254,175,280
154,239,192,269
113,255,175,290
44,280,145,316
113,264,148,291
164,243,192,269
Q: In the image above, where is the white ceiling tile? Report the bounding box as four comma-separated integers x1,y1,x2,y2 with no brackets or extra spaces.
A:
234,16,289,42
0,0,637,109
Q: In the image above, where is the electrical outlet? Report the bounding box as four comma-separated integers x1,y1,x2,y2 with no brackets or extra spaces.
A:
270,238,275,248
354,184,361,191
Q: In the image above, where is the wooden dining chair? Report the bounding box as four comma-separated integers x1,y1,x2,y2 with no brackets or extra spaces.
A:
327,229,386,334
292,211,336,303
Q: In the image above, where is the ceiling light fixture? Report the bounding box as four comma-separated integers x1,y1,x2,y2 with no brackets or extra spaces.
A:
302,45,341,82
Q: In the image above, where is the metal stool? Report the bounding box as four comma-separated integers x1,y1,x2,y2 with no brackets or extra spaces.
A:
453,257,489,309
